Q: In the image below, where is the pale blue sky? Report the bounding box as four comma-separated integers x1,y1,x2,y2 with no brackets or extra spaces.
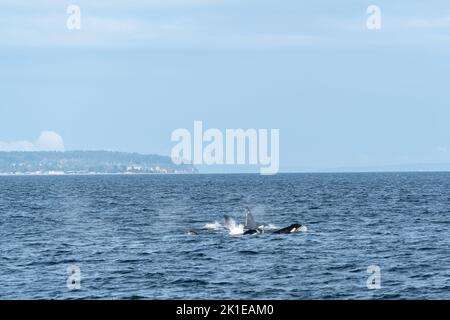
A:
1,0,450,172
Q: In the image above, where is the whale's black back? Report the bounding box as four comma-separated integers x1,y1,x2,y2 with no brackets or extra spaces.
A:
273,224,302,234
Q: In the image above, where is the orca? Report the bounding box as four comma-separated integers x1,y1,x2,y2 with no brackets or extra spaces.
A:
244,207,258,230
223,213,263,235
243,229,263,235
244,208,269,230
272,224,303,234
223,209,305,236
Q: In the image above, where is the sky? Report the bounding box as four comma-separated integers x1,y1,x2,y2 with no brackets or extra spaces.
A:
1,0,450,172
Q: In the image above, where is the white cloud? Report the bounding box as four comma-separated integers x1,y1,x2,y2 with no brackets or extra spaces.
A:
35,131,65,151
391,16,450,29
0,140,35,152
0,131,65,152
437,146,448,154
2,2,450,49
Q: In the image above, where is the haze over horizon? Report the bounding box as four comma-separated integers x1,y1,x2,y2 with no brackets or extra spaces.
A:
1,0,450,172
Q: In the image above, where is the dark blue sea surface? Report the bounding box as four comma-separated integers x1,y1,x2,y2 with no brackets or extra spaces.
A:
0,173,449,299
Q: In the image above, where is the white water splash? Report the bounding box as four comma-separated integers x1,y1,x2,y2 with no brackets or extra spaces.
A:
299,225,308,232
260,224,277,230
204,221,222,230
225,217,245,235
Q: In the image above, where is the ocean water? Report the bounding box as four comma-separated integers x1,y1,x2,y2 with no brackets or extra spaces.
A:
0,173,449,300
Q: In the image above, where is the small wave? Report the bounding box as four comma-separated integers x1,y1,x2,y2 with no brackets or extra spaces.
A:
239,250,259,255
170,278,209,286
124,295,147,300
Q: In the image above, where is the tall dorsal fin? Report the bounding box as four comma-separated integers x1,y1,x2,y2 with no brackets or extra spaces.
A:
245,208,257,230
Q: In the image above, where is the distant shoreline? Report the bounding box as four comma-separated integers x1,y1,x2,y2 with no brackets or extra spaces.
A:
2,171,450,177
0,172,196,176
0,150,197,175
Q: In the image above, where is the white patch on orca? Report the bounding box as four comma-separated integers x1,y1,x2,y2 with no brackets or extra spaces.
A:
290,227,297,233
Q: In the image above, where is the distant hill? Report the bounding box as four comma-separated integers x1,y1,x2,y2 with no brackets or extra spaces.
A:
0,151,196,175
